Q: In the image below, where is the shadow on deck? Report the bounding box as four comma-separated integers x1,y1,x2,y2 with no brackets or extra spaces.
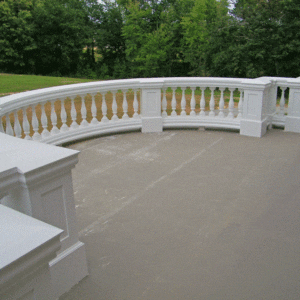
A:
61,129,300,300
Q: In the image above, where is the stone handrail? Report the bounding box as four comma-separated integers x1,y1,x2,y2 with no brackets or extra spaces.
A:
0,204,63,300
1,77,299,144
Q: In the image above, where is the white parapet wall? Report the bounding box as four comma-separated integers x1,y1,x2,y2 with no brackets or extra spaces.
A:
0,76,299,298
0,133,88,299
0,205,63,300
1,76,299,145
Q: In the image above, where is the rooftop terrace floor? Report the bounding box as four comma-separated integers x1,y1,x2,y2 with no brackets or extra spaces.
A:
61,129,300,300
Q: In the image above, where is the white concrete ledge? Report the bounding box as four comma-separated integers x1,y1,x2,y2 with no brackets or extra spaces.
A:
0,205,63,300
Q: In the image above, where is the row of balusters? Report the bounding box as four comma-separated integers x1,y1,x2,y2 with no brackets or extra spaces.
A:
162,86,244,118
0,89,140,140
0,87,245,140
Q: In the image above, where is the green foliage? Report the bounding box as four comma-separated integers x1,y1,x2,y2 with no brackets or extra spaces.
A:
207,0,300,78
0,0,299,79
32,0,89,76
122,0,178,77
90,0,126,78
0,0,36,73
180,0,208,76
277,0,300,77
181,0,229,76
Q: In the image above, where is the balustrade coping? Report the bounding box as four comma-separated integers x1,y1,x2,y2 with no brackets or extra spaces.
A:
0,205,63,270
0,77,279,113
0,76,299,142
0,133,79,176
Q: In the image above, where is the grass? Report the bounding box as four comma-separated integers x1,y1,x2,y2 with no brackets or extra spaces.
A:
0,74,96,97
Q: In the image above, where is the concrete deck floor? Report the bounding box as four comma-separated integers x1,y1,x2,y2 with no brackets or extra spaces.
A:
60,129,300,300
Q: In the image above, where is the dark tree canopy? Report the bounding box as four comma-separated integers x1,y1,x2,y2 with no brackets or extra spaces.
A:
0,0,299,78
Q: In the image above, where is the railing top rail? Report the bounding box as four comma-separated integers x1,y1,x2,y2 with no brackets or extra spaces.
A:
0,77,276,115
0,133,79,174
258,76,300,87
162,77,244,87
0,204,63,270
0,78,142,111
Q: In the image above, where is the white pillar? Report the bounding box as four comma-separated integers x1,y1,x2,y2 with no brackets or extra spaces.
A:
140,79,164,133
240,79,271,137
0,133,88,299
285,79,300,133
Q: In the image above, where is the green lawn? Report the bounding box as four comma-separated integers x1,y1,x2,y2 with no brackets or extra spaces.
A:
0,74,96,96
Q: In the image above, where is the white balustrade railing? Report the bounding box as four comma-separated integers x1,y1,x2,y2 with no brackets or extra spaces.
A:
1,76,300,299
159,78,247,130
1,77,300,145
258,76,300,131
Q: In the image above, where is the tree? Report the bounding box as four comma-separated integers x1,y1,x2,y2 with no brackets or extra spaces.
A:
181,0,229,76
91,0,127,78
122,0,179,77
277,0,300,77
0,0,36,73
206,0,290,77
32,0,89,76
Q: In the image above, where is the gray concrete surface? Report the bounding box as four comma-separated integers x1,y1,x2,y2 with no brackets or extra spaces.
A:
60,129,300,300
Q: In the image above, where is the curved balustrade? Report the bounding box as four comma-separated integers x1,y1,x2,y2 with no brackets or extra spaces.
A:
160,78,245,130
1,75,300,299
1,77,300,144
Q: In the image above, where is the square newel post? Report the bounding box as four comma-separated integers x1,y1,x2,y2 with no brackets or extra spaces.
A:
257,77,278,121
140,78,164,133
285,78,300,133
240,79,271,137
0,134,88,299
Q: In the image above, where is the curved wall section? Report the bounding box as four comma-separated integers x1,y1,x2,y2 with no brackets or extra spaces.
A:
0,77,300,144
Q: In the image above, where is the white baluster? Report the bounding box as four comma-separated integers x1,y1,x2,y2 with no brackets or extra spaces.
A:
190,87,196,116
209,87,216,117
41,102,50,138
111,91,118,121
218,88,225,118
180,87,187,116
80,95,89,127
101,92,109,123
60,99,69,132
133,89,139,119
5,113,14,136
14,110,22,138
91,93,99,125
50,100,59,135
122,90,129,120
200,87,206,116
0,117,4,133
278,86,287,117
31,105,42,140
70,96,79,129
237,89,243,119
22,107,31,140
227,88,235,118
171,88,177,116
162,88,167,117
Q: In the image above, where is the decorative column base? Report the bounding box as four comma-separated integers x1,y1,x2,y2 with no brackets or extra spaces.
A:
142,117,163,133
240,119,268,137
285,116,300,133
49,241,88,299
